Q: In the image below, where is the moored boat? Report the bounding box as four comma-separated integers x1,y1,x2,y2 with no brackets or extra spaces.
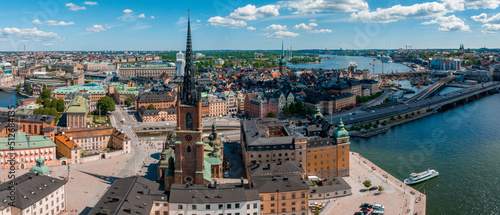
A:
404,169,439,185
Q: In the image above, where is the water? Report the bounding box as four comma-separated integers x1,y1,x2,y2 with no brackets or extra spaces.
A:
287,55,410,74
85,76,105,81
439,87,463,95
350,93,500,214
0,91,23,108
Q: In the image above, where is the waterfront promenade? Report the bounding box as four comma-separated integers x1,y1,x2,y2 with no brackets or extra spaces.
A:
327,152,426,215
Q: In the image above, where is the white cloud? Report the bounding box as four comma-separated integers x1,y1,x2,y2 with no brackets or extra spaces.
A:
465,0,500,9
293,23,312,30
264,24,287,31
247,26,256,30
65,3,86,11
138,14,145,18
309,28,332,33
31,19,43,25
151,16,156,19
482,23,500,33
196,20,201,23
83,1,98,5
309,19,316,22
46,20,75,26
350,1,463,23
86,24,107,32
309,22,318,27
123,9,133,13
267,31,299,38
471,13,488,22
43,43,54,46
207,16,247,28
228,4,280,21
0,27,61,42
422,15,470,31
283,0,369,14
471,12,500,33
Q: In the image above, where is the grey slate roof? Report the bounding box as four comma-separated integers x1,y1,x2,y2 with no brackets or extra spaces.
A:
0,172,66,210
248,161,304,177
88,177,166,215
251,175,309,193
169,183,259,204
307,177,351,194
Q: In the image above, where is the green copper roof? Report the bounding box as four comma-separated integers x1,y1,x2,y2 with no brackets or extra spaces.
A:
203,159,212,182
29,155,52,175
205,157,222,165
333,118,349,139
53,82,106,95
0,132,56,150
66,96,87,113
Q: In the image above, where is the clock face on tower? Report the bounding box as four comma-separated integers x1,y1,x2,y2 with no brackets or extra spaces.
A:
185,135,193,141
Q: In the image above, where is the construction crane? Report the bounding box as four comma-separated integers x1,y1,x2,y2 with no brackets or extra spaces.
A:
370,59,386,86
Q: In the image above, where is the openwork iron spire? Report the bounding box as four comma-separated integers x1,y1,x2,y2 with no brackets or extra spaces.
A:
181,9,199,105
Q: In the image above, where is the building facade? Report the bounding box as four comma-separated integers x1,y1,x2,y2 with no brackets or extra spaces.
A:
0,132,57,169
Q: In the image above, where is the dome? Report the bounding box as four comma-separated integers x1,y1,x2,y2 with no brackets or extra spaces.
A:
29,155,52,175
333,118,349,139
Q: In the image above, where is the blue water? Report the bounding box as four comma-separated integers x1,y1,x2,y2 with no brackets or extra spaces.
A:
351,93,500,214
0,91,23,108
287,55,410,75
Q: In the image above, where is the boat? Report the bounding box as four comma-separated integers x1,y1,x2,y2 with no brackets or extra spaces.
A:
404,169,439,185
382,55,393,63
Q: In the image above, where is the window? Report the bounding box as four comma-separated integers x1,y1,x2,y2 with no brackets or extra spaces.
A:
235,213,240,215
301,193,305,198
282,195,286,200
206,205,210,210
156,211,160,215
292,208,296,211
253,213,257,215
178,205,183,209
164,212,168,215
164,203,168,206
219,204,223,209
271,210,275,213
235,203,240,208
282,203,286,206
282,209,286,212
292,194,296,199
227,204,231,209
247,204,250,210
253,203,257,209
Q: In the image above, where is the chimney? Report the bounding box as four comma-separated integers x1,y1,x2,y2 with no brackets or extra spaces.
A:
69,136,73,140
62,131,65,135
214,180,217,189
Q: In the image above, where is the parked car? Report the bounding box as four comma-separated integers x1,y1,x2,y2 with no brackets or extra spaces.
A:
354,212,367,215
224,171,229,178
369,186,378,191
374,204,385,210
360,203,373,208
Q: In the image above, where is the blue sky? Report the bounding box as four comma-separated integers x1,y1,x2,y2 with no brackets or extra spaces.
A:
0,0,499,51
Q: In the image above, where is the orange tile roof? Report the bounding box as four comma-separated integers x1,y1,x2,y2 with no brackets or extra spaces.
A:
55,134,81,149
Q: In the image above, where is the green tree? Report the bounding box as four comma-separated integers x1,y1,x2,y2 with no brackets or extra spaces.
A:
390,116,395,121
398,115,402,120
411,112,415,116
405,113,409,119
16,83,21,92
364,124,371,130
295,102,304,114
70,79,75,86
417,110,421,115
97,96,116,113
147,104,156,110
314,209,320,215
26,84,31,95
282,105,290,116
56,99,65,112
50,99,58,109
384,98,391,103
306,107,314,116
381,121,387,126
38,88,52,103
43,84,46,90
378,185,384,192
124,98,133,106
375,120,380,125
364,180,372,188
267,111,277,118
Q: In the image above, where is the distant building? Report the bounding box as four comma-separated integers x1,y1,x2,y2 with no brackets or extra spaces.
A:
138,106,177,122
119,64,176,78
66,96,88,129
135,91,177,110
360,79,380,95
492,64,500,81
0,172,67,215
83,62,109,71
53,82,106,102
0,113,56,141
108,82,141,105
175,51,185,77
59,126,131,154
0,132,57,169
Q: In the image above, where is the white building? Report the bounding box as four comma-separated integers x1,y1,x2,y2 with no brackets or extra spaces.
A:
0,172,66,215
169,183,261,215
176,51,186,77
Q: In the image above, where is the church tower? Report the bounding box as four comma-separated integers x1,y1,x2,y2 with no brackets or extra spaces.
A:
173,10,206,186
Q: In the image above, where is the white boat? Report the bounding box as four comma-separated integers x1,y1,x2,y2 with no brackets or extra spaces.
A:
404,169,439,185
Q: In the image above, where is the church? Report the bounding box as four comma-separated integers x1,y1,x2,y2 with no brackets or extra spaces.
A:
157,13,224,190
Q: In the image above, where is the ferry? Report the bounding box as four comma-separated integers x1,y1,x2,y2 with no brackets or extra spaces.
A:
404,169,439,185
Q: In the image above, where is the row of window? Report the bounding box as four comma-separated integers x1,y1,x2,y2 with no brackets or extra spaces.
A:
308,151,345,160
178,203,258,210
176,213,257,215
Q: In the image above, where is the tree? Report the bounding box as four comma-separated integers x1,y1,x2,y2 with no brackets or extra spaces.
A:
384,98,391,103
411,112,415,116
378,185,384,192
50,99,58,109
70,79,75,86
15,83,21,92
398,115,402,120
282,105,290,116
306,107,314,116
405,113,409,119
43,84,46,90
124,98,133,106
364,124,371,130
26,84,31,95
375,120,380,125
364,180,372,188
267,111,276,118
289,103,297,114
314,209,320,215
417,110,421,115
97,96,116,113
390,116,395,121
147,104,156,110
295,102,304,114
56,99,65,112
381,121,387,126
38,88,52,103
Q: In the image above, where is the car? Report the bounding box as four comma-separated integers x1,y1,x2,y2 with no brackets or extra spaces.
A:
371,110,375,113
360,203,373,208
361,207,371,212
371,209,384,214
224,171,229,178
348,113,353,115
369,186,378,191
354,212,367,215
374,204,385,210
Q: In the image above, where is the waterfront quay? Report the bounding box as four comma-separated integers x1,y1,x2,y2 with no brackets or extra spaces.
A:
327,152,426,215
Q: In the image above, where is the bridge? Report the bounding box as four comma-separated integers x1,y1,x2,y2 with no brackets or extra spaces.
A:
405,75,456,103
328,82,500,126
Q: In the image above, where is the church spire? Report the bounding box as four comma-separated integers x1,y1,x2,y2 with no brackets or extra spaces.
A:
181,9,199,106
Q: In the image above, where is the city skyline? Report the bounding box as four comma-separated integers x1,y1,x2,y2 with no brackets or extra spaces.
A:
1,0,500,51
